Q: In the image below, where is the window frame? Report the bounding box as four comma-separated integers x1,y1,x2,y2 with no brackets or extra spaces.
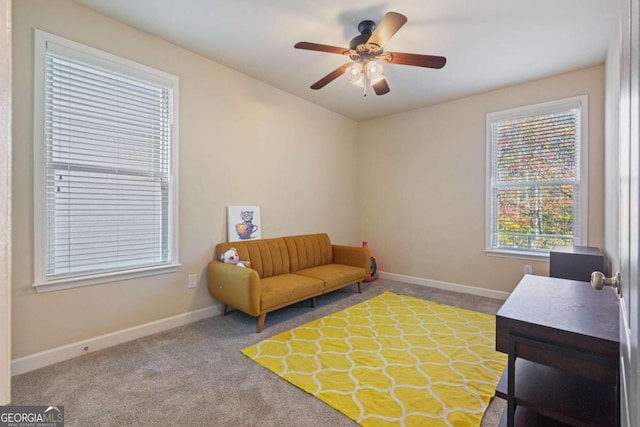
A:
33,29,180,292
485,95,589,259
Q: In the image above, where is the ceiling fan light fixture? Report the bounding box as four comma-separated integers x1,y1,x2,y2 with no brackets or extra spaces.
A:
370,75,385,85
365,60,384,80
345,60,384,90
345,62,365,87
348,75,365,87
346,63,362,81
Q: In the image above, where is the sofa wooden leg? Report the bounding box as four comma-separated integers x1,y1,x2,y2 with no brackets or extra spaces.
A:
310,296,316,308
357,282,362,293
222,303,228,316
257,313,267,333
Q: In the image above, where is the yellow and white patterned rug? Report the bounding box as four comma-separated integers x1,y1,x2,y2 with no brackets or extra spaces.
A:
241,291,507,427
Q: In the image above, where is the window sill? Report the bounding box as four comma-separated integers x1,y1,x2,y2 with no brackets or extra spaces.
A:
33,263,181,293
485,249,550,261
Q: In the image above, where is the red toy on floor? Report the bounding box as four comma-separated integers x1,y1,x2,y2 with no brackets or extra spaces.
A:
362,241,378,282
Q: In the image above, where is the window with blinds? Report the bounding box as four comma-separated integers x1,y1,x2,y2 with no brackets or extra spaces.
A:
33,30,179,291
486,96,588,256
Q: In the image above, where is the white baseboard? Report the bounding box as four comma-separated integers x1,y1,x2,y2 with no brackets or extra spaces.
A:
12,274,507,375
12,305,220,376
378,271,511,301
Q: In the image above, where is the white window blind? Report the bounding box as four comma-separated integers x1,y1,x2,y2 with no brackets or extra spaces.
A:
486,97,588,255
34,30,179,291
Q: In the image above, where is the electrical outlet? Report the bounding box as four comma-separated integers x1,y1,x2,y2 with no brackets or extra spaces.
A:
188,274,197,288
523,265,533,275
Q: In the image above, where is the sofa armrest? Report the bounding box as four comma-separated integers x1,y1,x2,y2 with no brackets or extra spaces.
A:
207,260,261,316
332,245,370,272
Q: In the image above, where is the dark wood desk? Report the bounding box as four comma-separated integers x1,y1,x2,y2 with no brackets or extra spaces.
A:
495,275,620,426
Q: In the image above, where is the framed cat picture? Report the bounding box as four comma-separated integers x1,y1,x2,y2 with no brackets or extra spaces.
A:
227,206,262,242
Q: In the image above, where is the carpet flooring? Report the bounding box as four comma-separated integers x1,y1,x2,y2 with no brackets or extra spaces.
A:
10,279,507,426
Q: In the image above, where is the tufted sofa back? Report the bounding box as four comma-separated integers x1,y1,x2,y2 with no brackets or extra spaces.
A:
216,234,333,278
216,237,290,278
283,234,333,272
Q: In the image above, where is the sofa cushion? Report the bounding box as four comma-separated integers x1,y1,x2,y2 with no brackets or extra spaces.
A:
260,274,324,311
295,264,366,292
217,238,290,279
284,234,333,272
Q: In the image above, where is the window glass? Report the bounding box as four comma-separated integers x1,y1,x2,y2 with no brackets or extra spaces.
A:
33,30,179,291
486,97,588,256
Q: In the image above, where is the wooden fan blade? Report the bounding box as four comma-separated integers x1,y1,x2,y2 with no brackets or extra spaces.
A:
372,78,390,96
294,42,349,55
386,52,447,69
367,12,407,49
310,64,349,90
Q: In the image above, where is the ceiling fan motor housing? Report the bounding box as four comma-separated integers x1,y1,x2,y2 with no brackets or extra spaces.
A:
349,20,376,50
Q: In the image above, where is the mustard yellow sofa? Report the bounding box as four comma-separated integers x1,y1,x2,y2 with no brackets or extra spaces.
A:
207,233,370,332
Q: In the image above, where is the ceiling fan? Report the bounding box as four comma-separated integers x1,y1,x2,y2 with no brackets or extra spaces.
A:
294,12,447,96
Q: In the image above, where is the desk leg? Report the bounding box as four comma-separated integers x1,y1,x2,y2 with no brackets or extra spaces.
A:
507,336,516,427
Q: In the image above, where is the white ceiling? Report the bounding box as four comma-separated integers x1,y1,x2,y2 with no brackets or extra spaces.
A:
71,0,617,121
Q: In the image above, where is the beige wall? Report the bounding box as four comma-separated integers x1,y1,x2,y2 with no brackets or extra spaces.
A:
12,1,607,361
357,66,605,293
11,0,359,358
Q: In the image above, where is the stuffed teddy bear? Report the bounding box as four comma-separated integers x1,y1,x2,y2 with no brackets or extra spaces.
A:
220,247,251,268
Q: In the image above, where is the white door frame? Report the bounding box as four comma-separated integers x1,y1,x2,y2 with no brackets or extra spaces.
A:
0,0,12,406
616,0,639,424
